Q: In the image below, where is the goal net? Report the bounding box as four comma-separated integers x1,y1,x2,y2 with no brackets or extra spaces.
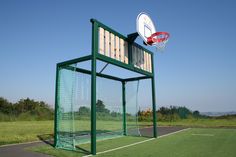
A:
55,63,154,152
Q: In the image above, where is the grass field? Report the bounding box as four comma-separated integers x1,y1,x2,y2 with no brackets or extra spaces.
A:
0,118,235,146
0,120,151,145
0,121,53,145
28,128,236,157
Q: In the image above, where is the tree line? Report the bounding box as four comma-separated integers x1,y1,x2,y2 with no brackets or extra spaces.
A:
0,97,53,121
156,106,207,122
1,97,210,122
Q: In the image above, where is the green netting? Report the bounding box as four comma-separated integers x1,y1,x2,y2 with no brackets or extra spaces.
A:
126,79,153,138
57,64,91,151
55,62,154,153
96,77,123,141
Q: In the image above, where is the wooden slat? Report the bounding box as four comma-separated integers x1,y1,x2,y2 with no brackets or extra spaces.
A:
115,36,120,60
147,53,151,72
132,45,136,67
144,51,147,71
99,27,104,55
124,41,128,64
110,33,115,59
135,47,138,68
139,48,143,69
136,47,141,68
146,52,150,72
136,47,140,68
140,50,144,70
149,54,152,72
136,47,139,68
105,30,110,57
120,39,124,63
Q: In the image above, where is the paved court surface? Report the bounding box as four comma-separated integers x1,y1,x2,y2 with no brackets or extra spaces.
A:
0,126,186,157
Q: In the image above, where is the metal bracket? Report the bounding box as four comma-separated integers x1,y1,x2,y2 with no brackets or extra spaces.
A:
99,63,109,74
127,32,139,43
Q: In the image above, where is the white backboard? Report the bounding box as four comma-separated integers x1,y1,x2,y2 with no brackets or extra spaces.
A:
136,12,156,44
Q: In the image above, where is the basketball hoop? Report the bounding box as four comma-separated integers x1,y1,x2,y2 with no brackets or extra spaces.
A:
147,32,170,51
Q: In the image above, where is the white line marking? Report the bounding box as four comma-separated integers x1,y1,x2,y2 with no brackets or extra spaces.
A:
191,134,214,137
158,128,191,139
83,138,155,157
83,128,191,157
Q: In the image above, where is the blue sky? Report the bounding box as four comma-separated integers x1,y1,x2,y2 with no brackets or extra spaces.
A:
0,0,235,112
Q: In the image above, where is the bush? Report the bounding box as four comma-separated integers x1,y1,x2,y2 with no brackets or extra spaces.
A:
0,112,18,121
0,97,53,121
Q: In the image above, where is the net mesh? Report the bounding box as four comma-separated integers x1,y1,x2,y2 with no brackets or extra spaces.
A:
154,40,168,51
150,32,169,51
126,79,153,137
96,77,123,141
57,64,91,150
56,63,154,151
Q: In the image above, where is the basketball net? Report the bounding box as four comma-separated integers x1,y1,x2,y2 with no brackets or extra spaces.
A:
147,32,170,52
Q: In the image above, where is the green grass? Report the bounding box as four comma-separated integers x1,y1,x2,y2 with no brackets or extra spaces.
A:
0,121,53,145
28,128,236,157
28,136,148,157
1,118,236,146
0,120,149,146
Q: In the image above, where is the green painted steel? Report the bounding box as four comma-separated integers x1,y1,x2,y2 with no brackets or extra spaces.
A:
57,55,92,67
63,65,123,82
122,81,127,135
54,65,59,147
124,76,151,82
91,20,98,155
96,54,153,77
151,53,157,138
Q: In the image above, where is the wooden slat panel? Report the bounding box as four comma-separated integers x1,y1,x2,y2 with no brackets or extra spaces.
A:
115,36,120,60
110,33,115,59
99,27,104,55
120,39,124,63
124,41,128,64
105,30,110,57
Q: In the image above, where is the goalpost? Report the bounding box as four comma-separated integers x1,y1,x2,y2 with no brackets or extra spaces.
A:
54,18,157,155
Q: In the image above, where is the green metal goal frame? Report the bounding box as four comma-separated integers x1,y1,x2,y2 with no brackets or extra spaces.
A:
54,19,157,155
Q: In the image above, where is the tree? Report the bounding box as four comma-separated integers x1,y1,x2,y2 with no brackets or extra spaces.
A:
0,97,13,114
96,100,110,114
193,110,200,118
177,106,191,119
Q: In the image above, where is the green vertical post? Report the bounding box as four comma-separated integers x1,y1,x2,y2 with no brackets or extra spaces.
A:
122,81,127,135
91,19,98,155
54,65,59,147
151,54,157,138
